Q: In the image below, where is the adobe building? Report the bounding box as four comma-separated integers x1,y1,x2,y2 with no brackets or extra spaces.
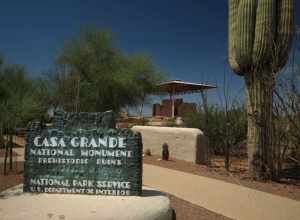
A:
153,98,197,118
153,80,216,118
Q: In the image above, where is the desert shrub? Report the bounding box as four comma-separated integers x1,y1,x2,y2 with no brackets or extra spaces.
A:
270,29,300,179
184,104,247,156
144,148,152,156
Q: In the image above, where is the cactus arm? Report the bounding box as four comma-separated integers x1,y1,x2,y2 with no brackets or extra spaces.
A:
275,0,295,70
228,0,242,74
235,0,257,70
252,0,276,67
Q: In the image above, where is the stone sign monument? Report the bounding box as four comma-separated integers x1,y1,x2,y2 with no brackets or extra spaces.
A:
23,110,143,196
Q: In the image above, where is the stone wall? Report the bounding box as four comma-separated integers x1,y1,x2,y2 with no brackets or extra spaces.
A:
132,126,209,164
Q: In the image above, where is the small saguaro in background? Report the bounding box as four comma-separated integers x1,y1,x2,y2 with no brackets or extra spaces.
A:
162,143,169,161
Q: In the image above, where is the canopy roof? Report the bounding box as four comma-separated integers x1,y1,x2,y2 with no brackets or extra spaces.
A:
158,80,216,95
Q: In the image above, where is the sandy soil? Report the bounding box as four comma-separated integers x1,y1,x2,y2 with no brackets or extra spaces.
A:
0,162,24,192
168,193,233,220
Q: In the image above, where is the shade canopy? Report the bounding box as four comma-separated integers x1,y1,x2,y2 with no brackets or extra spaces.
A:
156,80,216,118
158,80,216,95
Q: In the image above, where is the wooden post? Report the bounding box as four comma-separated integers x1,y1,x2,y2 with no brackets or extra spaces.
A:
170,87,175,118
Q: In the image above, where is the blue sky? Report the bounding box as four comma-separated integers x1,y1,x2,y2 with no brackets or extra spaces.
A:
0,1,299,114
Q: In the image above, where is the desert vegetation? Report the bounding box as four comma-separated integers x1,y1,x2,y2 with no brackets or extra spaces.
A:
185,22,300,181
228,0,295,180
0,3,299,182
0,28,164,174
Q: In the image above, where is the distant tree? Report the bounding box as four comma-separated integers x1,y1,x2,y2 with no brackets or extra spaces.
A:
52,28,164,113
0,58,46,174
126,54,164,116
0,64,44,129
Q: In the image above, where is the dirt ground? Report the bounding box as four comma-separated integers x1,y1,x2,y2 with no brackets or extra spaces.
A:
144,155,300,201
0,162,232,220
168,193,232,220
0,149,19,157
0,162,24,192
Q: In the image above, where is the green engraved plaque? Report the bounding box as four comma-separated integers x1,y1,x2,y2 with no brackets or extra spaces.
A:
23,111,143,196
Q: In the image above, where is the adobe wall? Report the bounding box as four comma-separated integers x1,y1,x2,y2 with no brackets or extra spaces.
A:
132,126,209,164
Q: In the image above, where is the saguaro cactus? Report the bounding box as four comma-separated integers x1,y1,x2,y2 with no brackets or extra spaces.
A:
228,0,294,179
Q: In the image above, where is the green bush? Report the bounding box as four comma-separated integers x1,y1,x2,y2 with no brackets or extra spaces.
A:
184,104,247,155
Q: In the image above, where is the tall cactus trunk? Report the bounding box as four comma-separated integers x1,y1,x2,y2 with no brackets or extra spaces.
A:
228,0,294,180
245,71,275,179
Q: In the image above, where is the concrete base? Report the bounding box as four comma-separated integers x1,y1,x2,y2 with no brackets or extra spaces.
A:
0,185,173,220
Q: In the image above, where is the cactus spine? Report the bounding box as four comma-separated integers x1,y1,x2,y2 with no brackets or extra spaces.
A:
228,0,294,179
